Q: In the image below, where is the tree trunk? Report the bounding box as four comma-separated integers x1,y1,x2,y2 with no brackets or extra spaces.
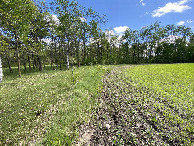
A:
7,57,12,73
28,55,31,70
106,44,109,61
133,46,135,64
32,54,35,69
76,40,80,67
82,36,86,64
60,63,62,70
38,55,43,71
51,50,54,70
24,59,27,72
43,60,46,68
15,31,21,78
34,58,37,69
51,59,53,69
97,42,100,63
16,49,21,77
32,54,37,69
66,41,70,70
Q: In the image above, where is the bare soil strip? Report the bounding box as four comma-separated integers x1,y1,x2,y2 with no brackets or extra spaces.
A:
76,66,193,145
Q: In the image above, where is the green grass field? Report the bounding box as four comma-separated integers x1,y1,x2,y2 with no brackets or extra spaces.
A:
123,64,194,144
0,64,193,145
0,65,111,145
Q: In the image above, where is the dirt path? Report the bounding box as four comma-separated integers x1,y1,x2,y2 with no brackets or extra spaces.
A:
76,66,192,145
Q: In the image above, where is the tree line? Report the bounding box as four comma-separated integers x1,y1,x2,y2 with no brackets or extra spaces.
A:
0,0,194,77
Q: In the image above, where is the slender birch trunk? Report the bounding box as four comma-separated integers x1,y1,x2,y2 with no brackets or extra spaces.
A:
66,40,70,70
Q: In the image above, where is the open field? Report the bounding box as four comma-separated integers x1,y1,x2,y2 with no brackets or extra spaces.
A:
0,65,111,145
1,0,194,145
0,64,193,145
122,64,194,144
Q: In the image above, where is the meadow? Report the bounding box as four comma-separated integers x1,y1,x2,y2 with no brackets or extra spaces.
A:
122,64,194,145
0,64,193,145
0,65,111,145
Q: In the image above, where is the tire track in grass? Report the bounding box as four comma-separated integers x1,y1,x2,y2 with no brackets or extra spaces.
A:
94,67,170,145
77,66,193,145
77,67,168,145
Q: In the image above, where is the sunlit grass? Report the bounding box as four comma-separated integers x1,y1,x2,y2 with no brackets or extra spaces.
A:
1,64,193,145
0,65,111,145
125,64,194,110
124,63,194,144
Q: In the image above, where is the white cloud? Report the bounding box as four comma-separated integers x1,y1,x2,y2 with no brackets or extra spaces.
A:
186,20,193,23
42,38,52,45
105,30,115,36
176,19,193,25
104,28,128,47
104,30,120,47
140,0,146,6
44,14,60,26
104,30,115,43
113,26,129,34
80,17,86,22
51,14,60,25
152,0,191,17
177,21,185,25
179,0,190,5
113,26,129,46
160,35,180,44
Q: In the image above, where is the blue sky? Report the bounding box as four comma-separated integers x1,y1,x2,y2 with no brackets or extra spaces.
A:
47,0,194,33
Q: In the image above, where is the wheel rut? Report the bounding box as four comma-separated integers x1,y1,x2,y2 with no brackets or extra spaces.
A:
76,66,190,146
